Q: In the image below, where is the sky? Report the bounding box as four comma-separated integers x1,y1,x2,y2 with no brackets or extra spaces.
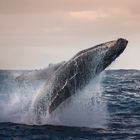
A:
0,0,140,69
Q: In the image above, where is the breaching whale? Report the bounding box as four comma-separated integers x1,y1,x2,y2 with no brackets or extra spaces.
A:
16,38,128,118
31,38,128,117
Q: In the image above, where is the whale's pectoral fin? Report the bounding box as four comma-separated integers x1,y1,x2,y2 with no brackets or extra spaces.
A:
15,61,65,81
48,85,71,113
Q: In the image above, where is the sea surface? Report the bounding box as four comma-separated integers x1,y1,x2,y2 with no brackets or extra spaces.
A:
0,70,140,140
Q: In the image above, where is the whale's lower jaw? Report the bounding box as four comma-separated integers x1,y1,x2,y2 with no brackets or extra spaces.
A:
33,38,128,115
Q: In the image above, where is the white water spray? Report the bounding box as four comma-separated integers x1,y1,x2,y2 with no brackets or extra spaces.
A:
38,73,108,128
0,71,108,128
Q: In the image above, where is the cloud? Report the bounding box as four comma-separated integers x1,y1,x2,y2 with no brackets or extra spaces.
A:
0,0,140,14
69,10,108,21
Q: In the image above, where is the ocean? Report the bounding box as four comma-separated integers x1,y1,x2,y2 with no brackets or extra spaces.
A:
0,70,140,140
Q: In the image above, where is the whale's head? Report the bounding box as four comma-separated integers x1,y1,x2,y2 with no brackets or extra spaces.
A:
73,38,128,75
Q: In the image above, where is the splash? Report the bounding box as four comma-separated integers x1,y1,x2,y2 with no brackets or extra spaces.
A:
0,71,108,128
0,72,44,123
35,73,109,128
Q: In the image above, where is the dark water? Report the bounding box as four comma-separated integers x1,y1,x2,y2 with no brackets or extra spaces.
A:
0,70,140,140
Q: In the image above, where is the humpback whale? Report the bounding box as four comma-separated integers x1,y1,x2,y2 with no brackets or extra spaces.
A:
31,38,128,117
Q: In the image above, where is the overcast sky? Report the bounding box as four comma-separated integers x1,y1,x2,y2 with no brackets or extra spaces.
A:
0,0,140,69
